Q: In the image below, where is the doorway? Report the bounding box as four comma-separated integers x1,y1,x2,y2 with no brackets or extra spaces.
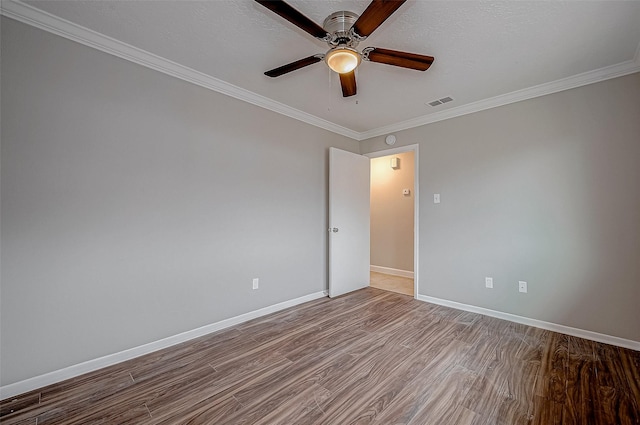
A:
366,145,419,297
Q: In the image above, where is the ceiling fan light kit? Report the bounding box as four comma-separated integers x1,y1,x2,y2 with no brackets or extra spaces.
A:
255,0,434,97
325,47,361,74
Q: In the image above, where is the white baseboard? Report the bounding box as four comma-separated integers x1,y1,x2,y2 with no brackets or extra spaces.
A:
370,265,414,279
5,289,635,400
417,294,640,351
0,290,328,400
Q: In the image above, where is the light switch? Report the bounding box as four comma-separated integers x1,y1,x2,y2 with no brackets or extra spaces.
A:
434,194,440,203
403,189,410,195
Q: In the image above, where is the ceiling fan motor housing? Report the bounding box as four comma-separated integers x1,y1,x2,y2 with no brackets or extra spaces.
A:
323,11,360,47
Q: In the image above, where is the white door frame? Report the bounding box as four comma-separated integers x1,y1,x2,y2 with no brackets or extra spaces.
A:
364,144,419,299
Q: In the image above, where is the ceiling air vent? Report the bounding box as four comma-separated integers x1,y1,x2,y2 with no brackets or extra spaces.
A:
427,96,454,107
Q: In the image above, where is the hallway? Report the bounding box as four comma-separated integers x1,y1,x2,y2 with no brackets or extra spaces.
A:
370,271,414,296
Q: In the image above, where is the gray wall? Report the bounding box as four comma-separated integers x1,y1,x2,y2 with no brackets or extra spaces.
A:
0,17,358,386
370,151,414,272
361,72,640,342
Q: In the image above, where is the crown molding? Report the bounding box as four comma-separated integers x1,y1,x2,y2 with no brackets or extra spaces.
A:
0,0,361,140
359,50,640,140
2,0,639,143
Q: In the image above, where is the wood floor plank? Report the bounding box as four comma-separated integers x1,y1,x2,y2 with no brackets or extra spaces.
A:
0,418,37,425
34,365,215,424
531,332,570,425
458,333,503,373
0,392,40,417
562,335,597,424
532,395,564,425
536,332,569,402
150,393,242,425
277,321,371,363
406,364,478,425
230,333,366,409
455,320,490,346
145,352,292,420
349,339,470,424
303,312,455,423
128,328,255,382
591,342,640,424
235,289,390,344
1,287,638,425
370,338,470,424
325,345,445,423
517,326,552,364
230,382,331,425
485,360,538,425
0,371,136,425
463,365,533,425
618,346,640,414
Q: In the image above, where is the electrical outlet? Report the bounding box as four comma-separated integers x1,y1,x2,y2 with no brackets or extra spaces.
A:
519,281,527,293
485,277,493,288
252,278,259,290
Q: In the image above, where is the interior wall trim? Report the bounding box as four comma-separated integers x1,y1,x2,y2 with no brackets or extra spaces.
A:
0,0,360,140
2,1,639,142
0,290,328,400
370,265,414,279
417,294,640,352
361,57,640,139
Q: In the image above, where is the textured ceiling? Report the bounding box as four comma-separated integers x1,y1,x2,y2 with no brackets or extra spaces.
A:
16,0,640,136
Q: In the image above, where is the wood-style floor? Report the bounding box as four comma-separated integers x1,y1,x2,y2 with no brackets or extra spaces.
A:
1,288,638,424
369,271,414,296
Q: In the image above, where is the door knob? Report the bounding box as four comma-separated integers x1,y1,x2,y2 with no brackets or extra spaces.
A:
332,228,339,232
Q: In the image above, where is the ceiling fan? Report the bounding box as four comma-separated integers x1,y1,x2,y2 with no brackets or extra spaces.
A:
255,0,434,97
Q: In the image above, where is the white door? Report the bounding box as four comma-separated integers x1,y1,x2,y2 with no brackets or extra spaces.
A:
329,147,370,297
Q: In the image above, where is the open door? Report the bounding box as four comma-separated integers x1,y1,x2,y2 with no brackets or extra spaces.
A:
329,147,370,297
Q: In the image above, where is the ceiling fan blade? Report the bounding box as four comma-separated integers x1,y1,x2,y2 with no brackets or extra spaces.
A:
352,0,407,38
365,47,434,71
265,55,323,77
255,0,329,40
339,71,357,97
